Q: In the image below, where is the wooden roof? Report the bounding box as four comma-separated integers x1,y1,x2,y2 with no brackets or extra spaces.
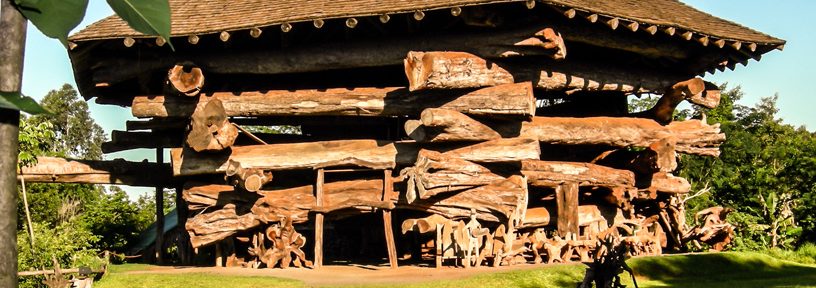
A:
69,0,784,47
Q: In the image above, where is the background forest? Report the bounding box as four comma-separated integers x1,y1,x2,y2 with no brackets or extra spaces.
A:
14,83,816,286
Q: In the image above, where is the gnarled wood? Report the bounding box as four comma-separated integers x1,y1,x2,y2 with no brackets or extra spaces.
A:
182,182,260,210
404,51,682,93
186,204,260,248
167,64,205,97
647,172,691,194
402,150,504,202
521,160,635,188
225,160,272,192
18,156,172,187
132,83,536,119
592,137,678,174
634,78,721,124
499,117,724,157
186,98,238,152
171,140,398,176
401,175,528,224
406,108,501,142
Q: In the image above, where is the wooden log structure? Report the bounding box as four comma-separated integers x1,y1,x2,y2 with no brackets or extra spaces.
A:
402,150,504,202
101,130,182,153
404,51,682,94
405,108,501,142
132,82,536,119
167,64,205,97
18,156,172,187
521,160,635,188
499,117,725,157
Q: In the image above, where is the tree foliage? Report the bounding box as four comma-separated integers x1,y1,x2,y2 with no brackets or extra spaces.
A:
670,84,816,250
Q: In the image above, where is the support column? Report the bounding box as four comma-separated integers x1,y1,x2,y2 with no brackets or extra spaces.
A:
314,169,325,268
556,182,579,238
175,184,191,265
381,170,398,268
0,1,26,286
155,148,164,264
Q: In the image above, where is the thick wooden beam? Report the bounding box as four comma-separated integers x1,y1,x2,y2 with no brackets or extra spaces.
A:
406,108,501,142
556,182,579,237
18,156,173,187
496,117,725,157
101,130,182,153
634,78,721,124
442,138,541,163
132,83,535,119
520,205,609,229
170,140,398,176
403,150,504,202
521,160,635,188
404,51,683,93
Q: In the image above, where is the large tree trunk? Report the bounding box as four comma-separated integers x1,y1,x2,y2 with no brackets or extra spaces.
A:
400,175,528,224
520,205,610,229
442,138,541,163
0,1,25,284
404,51,683,94
132,83,535,119
520,160,635,188
496,117,724,157
405,108,501,142
18,156,173,187
186,204,260,248
170,140,398,176
402,150,504,202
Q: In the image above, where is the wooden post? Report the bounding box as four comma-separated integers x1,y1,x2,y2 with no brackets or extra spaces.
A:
155,148,165,265
214,242,223,267
556,182,579,237
435,224,443,268
381,170,398,268
0,1,26,286
175,184,191,265
314,169,325,268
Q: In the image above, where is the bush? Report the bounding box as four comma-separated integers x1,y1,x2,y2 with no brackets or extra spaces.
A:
17,221,104,288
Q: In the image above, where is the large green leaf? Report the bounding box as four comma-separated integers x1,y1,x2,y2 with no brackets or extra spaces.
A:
14,0,89,46
106,0,172,49
0,91,48,114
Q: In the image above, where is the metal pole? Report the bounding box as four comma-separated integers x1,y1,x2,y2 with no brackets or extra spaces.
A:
0,0,27,286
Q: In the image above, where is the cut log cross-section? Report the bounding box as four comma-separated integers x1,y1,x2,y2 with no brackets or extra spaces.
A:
186,98,238,152
405,108,502,142
225,159,272,192
132,82,536,119
403,51,683,93
167,64,205,97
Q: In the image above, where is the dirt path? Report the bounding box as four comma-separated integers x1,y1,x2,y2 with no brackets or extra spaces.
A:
122,263,562,286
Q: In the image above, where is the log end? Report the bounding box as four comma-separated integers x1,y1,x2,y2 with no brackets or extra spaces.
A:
168,64,205,97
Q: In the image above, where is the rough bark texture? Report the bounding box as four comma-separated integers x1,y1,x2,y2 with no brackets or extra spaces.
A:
520,160,635,188
402,150,504,202
171,140,398,176
225,159,272,192
132,83,535,119
443,138,541,163
403,51,682,94
520,205,608,229
18,156,173,187
186,204,260,248
498,117,724,157
401,175,528,224
0,0,25,284
647,172,691,194
592,137,678,175
182,182,260,210
406,108,501,142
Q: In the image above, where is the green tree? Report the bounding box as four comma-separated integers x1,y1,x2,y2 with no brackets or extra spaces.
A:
30,84,105,160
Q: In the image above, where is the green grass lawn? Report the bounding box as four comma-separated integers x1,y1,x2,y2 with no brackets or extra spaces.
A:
95,252,816,288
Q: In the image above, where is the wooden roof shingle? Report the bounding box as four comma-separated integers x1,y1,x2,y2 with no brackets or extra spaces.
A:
68,0,784,46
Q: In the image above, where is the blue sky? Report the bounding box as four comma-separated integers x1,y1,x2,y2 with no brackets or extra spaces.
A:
13,0,814,197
